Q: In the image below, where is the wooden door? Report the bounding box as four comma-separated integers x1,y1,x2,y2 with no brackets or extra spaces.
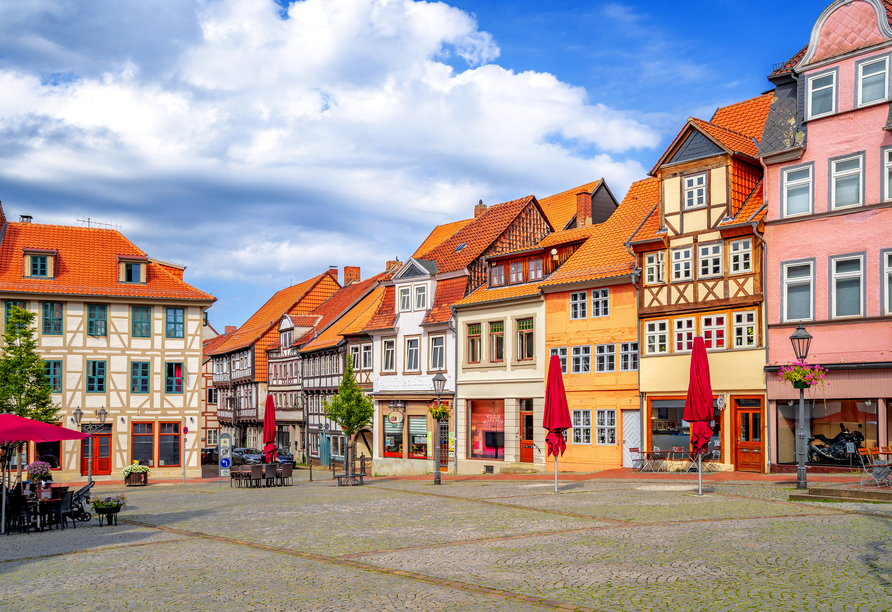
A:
734,399,763,472
520,411,534,463
81,435,112,476
438,421,449,472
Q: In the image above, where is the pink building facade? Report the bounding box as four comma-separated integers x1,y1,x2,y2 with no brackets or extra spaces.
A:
761,0,892,469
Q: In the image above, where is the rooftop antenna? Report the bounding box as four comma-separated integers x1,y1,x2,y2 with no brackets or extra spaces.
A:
75,217,122,231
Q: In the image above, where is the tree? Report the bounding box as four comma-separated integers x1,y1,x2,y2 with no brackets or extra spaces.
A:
323,354,374,439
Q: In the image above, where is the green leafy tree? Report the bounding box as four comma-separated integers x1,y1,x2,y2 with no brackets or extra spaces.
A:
323,354,373,438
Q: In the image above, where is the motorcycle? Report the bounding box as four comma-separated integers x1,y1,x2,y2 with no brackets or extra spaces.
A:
807,422,865,463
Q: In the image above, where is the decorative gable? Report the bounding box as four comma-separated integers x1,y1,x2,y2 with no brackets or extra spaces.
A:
396,262,429,279
799,0,892,67
669,131,723,165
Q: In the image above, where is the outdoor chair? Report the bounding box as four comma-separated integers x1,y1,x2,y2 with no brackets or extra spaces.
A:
57,491,76,530
651,446,667,473
858,448,889,487
262,464,277,487
249,465,264,488
6,495,34,535
229,466,241,488
628,447,644,471
277,463,293,486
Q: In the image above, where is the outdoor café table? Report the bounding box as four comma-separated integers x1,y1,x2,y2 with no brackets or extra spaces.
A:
640,450,674,473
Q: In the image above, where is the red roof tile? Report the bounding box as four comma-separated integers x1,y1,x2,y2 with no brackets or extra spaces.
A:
623,180,662,244
295,271,391,347
538,180,601,230
413,218,473,259
301,287,386,352
363,285,397,332
710,93,773,141
690,118,759,158
719,182,765,227
453,282,541,307
422,277,467,325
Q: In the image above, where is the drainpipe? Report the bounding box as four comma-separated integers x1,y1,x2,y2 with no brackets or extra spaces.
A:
625,242,644,461
449,305,458,475
751,221,771,473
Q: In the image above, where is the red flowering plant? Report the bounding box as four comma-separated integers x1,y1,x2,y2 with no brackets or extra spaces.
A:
776,360,828,391
427,400,451,421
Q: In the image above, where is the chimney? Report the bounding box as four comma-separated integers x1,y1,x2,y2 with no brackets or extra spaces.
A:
474,199,487,218
576,191,592,227
225,326,236,334
328,265,339,283
20,215,32,224
386,258,401,271
344,266,360,285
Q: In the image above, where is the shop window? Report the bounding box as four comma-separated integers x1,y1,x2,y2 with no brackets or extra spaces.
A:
275,426,289,454
490,322,504,363
591,289,609,318
516,318,534,361
733,311,756,348
645,320,668,354
730,239,752,275
131,361,151,393
86,360,106,393
165,362,184,393
36,439,61,469
702,315,725,349
166,308,185,338
467,324,481,364
572,410,591,444
595,344,615,372
44,360,62,393
645,252,664,285
384,418,403,458
132,422,155,467
620,343,638,371
570,292,587,319
651,399,720,453
42,302,63,335
674,318,694,352
596,410,617,445
776,399,877,464
469,400,504,459
408,416,428,459
571,346,590,374
549,347,567,373
159,422,181,466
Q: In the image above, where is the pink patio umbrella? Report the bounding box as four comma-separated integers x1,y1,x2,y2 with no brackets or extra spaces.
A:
543,354,572,493
683,336,714,496
262,395,278,464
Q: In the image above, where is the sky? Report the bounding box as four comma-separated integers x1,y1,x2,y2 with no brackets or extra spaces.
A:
0,0,830,329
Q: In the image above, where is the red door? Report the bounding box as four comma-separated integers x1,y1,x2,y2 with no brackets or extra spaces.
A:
81,435,112,476
734,398,763,472
520,411,534,463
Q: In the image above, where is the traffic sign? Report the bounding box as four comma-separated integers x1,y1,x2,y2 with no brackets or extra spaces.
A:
219,433,232,479
220,457,231,468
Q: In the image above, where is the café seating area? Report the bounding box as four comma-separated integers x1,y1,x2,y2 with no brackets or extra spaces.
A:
229,463,293,488
4,483,78,534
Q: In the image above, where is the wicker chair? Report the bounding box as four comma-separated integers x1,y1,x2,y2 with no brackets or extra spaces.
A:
262,464,276,487
250,465,264,488
278,463,293,486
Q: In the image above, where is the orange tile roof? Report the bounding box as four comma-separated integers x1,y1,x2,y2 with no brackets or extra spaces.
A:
453,282,541,307
541,178,656,287
538,180,601,230
295,271,390,347
690,118,759,158
286,314,322,328
710,93,773,141
363,285,397,332
421,196,537,273
623,180,662,244
0,222,214,301
422,277,467,325
771,45,807,76
301,286,386,352
203,329,235,363
719,182,765,227
536,223,600,249
731,158,762,216
413,218,473,259
341,288,386,336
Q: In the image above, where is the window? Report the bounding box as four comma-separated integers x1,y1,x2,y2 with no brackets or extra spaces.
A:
886,252,892,315
87,304,107,336
596,409,617,445
620,343,638,371
591,289,609,318
516,318,534,361
490,322,504,363
207,429,218,446
831,255,863,318
44,360,62,393
509,262,523,284
35,439,61,469
467,324,481,364
124,262,142,283
31,256,48,277
430,336,445,370
383,339,396,372
414,285,427,310
674,318,694,352
645,320,668,354
550,347,568,373
362,344,373,370
132,423,154,467
207,387,218,404
86,360,106,393
572,410,591,444
783,262,813,321
672,248,692,281
783,166,812,216
859,57,887,106
831,155,862,209
701,314,726,350
808,71,835,118
405,338,420,371
349,345,360,370
595,344,615,372
886,149,892,202
733,311,756,348
132,307,151,337
730,239,752,274
165,362,184,393
384,417,403,458
5,301,26,329
131,361,150,393
42,302,63,335
408,416,427,458
159,422,181,466
645,252,664,285
570,292,587,319
698,243,722,279
571,346,591,373
399,287,411,312
490,265,505,287
469,400,504,459
684,173,706,209
529,259,543,281
165,308,184,338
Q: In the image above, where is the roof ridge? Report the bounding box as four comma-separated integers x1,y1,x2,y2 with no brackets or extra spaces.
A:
690,117,754,141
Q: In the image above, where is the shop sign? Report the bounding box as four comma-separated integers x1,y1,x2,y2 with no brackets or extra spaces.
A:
716,395,726,411
426,431,433,457
448,432,455,459
387,411,404,425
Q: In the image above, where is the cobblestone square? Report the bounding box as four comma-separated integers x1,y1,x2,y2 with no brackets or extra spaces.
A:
1,475,890,612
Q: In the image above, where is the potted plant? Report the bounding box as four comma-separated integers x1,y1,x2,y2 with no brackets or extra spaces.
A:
26,460,53,483
90,494,127,526
428,401,451,422
776,360,827,390
122,463,150,486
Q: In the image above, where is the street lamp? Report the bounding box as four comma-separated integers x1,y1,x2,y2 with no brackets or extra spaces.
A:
432,372,447,486
790,324,813,490
73,407,108,485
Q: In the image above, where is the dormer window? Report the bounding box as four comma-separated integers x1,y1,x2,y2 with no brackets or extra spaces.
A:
125,263,141,283
32,256,48,277
118,256,147,284
509,262,523,284
399,287,411,312
529,259,543,281
683,174,706,209
23,249,56,279
414,285,427,310
490,264,505,287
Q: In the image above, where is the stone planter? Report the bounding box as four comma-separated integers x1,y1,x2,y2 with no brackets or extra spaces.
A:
124,472,148,486
94,506,122,527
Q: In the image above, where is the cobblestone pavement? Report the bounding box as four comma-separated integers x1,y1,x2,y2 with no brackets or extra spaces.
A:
0,476,890,612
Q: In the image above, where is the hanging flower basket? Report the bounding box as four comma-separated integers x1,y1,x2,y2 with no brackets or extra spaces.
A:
777,360,827,393
792,380,810,390
428,401,451,422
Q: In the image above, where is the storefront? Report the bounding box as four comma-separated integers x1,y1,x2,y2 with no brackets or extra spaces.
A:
375,394,454,476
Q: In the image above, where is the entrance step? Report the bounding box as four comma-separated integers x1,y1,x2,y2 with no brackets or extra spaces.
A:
500,464,541,475
790,486,892,503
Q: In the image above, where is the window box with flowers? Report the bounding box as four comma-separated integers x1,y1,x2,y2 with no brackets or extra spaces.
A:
122,463,150,486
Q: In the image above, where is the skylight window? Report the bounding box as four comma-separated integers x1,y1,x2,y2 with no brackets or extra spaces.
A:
455,243,467,252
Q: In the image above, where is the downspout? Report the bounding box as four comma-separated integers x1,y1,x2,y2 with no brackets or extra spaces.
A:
751,220,770,473
625,242,644,461
449,305,458,475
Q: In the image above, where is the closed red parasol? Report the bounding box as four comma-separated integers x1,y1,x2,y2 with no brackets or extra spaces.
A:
262,395,277,463
683,336,714,495
543,354,571,492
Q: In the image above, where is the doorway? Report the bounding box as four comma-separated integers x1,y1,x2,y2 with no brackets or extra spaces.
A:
520,408,534,463
733,398,763,472
81,425,112,476
438,421,449,472
622,410,641,468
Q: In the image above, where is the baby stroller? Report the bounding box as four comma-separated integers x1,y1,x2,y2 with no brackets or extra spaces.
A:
70,481,95,522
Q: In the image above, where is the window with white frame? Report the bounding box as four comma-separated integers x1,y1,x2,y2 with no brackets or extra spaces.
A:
596,410,617,445
571,346,591,373
672,248,692,281
831,156,862,209
645,320,668,354
572,409,591,444
529,259,543,281
399,287,411,312
591,289,609,317
783,166,812,217
701,314,726,350
620,342,638,371
430,335,445,370
350,345,360,369
645,252,664,285
885,252,892,315
859,56,888,106
698,243,722,279
405,338,420,371
730,239,752,274
684,173,706,209
570,291,587,319
383,339,395,372
549,347,568,373
808,72,835,118
831,255,863,318
733,311,756,348
361,343,373,370
595,344,615,372
674,318,694,352
414,285,427,310
509,262,523,284
783,262,813,321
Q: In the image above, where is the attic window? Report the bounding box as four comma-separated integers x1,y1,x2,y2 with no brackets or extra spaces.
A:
22,249,56,279
118,255,148,284
455,243,467,252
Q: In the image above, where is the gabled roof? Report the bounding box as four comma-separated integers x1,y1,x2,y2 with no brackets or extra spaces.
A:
421,277,466,325
341,288,387,336
538,180,602,230
362,285,397,332
690,118,760,158
295,271,391,347
203,329,235,363
709,93,773,140
285,314,322,328
718,182,766,227
300,286,386,352
0,221,214,301
623,180,662,245
413,218,473,259
453,282,541,308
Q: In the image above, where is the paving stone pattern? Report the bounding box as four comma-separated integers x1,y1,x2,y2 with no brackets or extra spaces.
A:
0,477,890,612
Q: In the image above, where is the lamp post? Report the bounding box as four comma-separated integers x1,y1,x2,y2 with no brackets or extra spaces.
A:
790,323,813,490
431,372,447,485
73,407,108,485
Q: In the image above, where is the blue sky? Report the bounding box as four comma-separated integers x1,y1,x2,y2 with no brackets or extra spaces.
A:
0,0,827,329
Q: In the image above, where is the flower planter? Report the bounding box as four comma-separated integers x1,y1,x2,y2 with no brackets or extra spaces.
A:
95,506,122,527
792,381,811,390
124,472,148,486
